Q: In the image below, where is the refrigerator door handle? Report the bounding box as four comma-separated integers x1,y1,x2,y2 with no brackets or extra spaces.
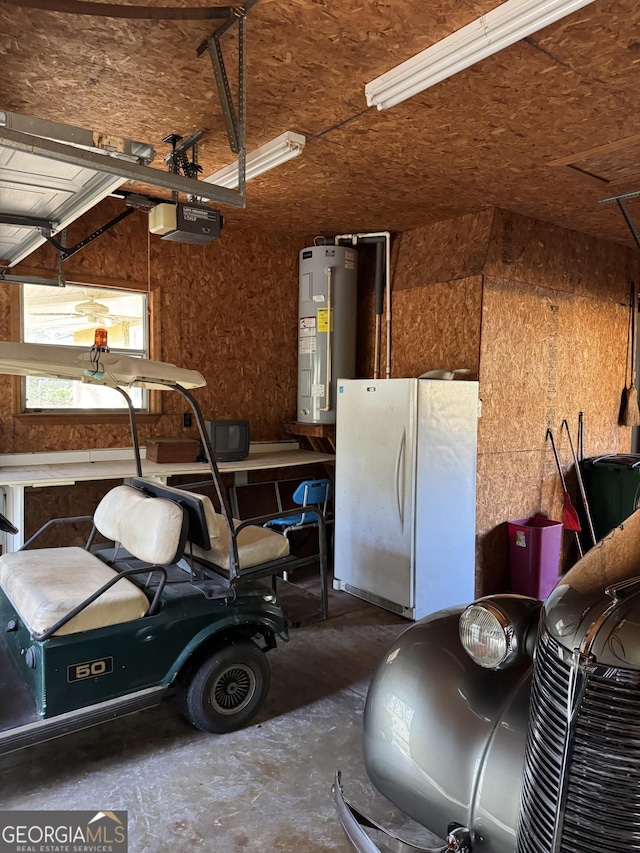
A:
395,429,406,530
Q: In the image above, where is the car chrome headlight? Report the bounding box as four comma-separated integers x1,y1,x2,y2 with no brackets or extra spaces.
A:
459,595,542,669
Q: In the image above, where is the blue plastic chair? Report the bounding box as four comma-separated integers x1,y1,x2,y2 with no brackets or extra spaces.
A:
265,479,332,535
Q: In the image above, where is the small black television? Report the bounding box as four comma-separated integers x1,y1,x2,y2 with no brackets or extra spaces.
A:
204,419,250,462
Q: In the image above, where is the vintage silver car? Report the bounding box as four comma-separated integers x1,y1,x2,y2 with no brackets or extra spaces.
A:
335,510,640,852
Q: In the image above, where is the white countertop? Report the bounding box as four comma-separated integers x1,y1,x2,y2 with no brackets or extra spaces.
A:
0,448,335,488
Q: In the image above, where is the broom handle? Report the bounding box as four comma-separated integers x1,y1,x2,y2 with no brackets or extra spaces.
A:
546,428,584,559
546,428,568,492
578,411,584,463
632,282,637,387
562,419,597,547
627,286,634,388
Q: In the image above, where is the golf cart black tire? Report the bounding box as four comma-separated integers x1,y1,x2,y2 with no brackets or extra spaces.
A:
179,642,270,734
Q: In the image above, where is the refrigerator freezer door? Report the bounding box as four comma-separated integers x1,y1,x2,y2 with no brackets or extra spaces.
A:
414,379,478,618
334,379,416,614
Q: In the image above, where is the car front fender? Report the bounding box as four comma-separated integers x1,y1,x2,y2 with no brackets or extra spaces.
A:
363,607,532,853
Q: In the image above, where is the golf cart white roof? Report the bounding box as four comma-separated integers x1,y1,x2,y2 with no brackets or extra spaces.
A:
0,341,206,390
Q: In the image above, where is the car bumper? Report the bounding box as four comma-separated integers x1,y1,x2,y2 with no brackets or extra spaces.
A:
333,771,453,853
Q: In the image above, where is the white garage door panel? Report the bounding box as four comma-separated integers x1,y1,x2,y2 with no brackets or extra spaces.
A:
0,113,154,268
0,148,88,184
0,179,74,218
0,154,124,265
0,225,30,255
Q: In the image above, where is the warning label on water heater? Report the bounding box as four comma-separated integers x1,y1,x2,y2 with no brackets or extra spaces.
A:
317,308,333,333
311,384,325,397
299,317,316,354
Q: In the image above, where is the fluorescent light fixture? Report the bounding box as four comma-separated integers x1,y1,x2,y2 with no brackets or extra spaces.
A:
204,131,306,189
365,0,597,110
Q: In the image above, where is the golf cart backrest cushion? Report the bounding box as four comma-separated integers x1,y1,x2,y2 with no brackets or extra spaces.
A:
126,478,220,547
94,485,187,565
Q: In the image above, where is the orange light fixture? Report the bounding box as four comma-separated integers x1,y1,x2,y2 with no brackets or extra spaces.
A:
93,328,109,350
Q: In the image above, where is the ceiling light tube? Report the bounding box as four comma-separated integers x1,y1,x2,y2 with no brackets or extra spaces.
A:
204,131,306,189
365,0,597,110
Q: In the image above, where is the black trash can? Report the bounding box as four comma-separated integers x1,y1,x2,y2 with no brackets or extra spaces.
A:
582,454,640,541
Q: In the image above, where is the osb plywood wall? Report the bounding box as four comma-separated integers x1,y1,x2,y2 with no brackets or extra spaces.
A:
390,276,483,380
387,210,492,380
393,209,493,290
477,210,639,594
387,206,640,596
350,211,491,382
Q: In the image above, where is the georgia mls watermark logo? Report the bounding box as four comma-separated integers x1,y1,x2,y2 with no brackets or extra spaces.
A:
0,810,127,853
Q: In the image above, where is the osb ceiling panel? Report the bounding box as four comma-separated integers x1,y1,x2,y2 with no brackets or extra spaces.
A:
1,0,640,245
570,140,640,184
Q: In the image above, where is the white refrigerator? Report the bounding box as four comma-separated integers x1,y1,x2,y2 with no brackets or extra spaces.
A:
333,378,479,620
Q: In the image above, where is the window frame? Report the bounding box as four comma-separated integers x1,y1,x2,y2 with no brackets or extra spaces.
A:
11,274,162,425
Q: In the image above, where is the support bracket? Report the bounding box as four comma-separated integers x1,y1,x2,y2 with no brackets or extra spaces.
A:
198,0,258,199
0,213,54,232
44,207,137,262
599,189,640,252
163,131,204,201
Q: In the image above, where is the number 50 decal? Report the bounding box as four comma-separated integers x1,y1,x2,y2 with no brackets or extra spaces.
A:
67,656,113,682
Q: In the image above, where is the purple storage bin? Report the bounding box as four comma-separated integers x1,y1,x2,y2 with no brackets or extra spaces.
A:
507,516,563,599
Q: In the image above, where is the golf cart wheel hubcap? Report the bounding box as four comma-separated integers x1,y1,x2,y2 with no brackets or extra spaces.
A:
211,664,256,715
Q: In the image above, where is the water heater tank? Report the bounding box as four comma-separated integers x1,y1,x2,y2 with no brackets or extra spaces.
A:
297,244,358,424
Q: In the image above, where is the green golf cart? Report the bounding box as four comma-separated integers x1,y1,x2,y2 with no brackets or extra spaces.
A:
0,340,326,755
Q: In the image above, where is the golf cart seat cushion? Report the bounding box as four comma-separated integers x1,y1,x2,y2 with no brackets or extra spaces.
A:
0,547,149,636
126,478,220,544
190,517,290,571
94,484,188,565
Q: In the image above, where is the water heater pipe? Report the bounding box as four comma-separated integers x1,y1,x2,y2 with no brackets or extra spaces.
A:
373,241,384,379
319,265,334,412
334,231,391,379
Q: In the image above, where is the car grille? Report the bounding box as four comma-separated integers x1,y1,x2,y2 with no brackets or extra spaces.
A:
516,628,640,853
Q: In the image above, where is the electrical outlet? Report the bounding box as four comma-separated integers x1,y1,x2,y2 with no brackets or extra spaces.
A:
183,412,192,428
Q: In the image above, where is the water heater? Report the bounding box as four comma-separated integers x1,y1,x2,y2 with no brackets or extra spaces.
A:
297,244,358,424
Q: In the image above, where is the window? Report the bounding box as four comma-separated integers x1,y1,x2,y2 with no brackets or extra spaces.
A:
21,283,149,412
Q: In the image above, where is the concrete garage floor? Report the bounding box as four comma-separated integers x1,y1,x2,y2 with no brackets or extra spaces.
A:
0,584,445,852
